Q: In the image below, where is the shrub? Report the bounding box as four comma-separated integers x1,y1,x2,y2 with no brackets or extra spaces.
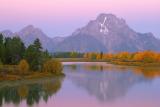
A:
0,59,2,65
133,51,156,63
43,59,63,75
0,59,2,71
18,59,29,75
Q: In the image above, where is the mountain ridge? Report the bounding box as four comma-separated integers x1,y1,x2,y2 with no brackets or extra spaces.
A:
65,13,160,52
1,13,160,53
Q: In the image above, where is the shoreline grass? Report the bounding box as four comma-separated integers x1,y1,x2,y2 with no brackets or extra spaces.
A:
1,58,160,81
0,72,65,81
109,60,160,67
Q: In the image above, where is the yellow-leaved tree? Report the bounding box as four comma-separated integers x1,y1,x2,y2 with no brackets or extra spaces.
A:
133,51,157,62
43,59,63,75
18,59,29,75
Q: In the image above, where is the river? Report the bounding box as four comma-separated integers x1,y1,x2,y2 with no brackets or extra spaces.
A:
1,62,160,107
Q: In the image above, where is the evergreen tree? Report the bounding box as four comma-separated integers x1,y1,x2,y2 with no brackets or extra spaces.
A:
4,37,25,64
25,38,43,71
100,51,103,59
0,34,5,63
33,38,42,52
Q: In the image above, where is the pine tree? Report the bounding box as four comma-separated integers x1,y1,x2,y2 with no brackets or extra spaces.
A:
0,34,5,63
25,38,43,71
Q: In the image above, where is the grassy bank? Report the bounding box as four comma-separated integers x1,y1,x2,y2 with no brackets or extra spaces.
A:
108,60,160,67
0,64,65,81
0,75,64,88
0,58,64,81
0,72,65,81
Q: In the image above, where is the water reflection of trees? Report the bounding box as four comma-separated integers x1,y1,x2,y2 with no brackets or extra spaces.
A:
82,64,160,79
0,77,64,106
134,67,160,79
65,64,160,102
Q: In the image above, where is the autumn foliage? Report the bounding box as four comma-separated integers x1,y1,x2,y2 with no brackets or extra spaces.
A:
84,51,160,63
43,59,63,74
18,59,29,75
133,51,158,62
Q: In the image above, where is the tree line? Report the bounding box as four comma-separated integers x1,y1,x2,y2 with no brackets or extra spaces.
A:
0,34,62,75
83,51,160,63
51,50,160,63
52,52,84,58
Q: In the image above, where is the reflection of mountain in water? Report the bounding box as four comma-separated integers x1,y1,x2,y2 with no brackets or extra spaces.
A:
64,64,151,102
0,77,64,106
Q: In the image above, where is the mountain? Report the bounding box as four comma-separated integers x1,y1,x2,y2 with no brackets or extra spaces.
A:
1,30,14,37
1,25,55,52
52,36,66,44
17,25,55,52
57,13,160,52
1,13,160,53
55,34,107,52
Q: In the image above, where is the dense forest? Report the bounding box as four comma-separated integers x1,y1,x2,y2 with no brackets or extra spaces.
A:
0,34,63,79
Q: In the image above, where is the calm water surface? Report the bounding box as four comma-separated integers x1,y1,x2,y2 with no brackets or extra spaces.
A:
1,62,160,107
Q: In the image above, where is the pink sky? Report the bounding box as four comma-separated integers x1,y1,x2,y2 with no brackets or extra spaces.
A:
0,0,160,37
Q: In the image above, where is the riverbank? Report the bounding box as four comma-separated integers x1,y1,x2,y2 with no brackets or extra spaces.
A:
0,75,64,88
0,64,64,81
55,58,107,62
56,58,160,67
0,72,65,81
0,59,64,81
57,58,160,67
109,60,160,67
